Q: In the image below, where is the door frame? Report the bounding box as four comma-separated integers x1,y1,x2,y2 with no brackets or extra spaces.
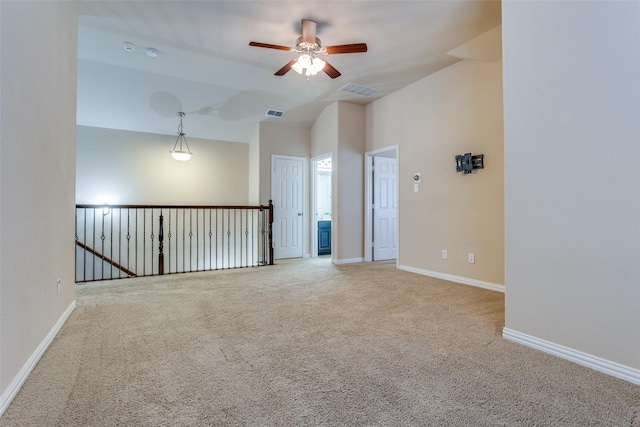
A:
271,154,307,259
364,145,399,263
311,153,333,258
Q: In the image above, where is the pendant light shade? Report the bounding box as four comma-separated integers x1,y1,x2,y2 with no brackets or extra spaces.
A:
170,112,193,161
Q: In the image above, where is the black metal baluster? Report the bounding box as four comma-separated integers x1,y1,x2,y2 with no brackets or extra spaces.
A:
244,210,249,267
118,208,122,278
158,210,164,275
268,200,274,265
150,209,155,276
182,208,186,273
234,209,238,268
227,209,231,269
208,209,212,270
100,209,106,280
249,210,253,267
215,209,219,270
221,209,224,269
135,209,139,277
142,208,146,276
196,209,199,271
83,208,87,281
75,209,79,282
167,209,172,274
74,209,78,281
109,207,114,279
261,208,265,265
188,209,193,272
126,209,131,276
91,208,95,279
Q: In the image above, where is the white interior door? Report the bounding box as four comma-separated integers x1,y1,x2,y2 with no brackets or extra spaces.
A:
272,156,304,259
373,156,398,260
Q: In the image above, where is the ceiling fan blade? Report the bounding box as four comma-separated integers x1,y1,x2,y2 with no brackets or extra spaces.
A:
323,61,341,79
249,41,292,52
325,43,368,54
301,19,317,44
275,59,297,76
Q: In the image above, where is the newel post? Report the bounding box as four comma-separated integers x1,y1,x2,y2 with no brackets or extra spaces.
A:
268,200,274,265
158,211,164,275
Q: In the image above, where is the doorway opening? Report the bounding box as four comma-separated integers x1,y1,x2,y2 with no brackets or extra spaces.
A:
311,154,332,258
365,146,398,262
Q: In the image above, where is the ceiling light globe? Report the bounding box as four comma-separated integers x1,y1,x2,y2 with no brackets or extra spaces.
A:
312,57,326,73
297,54,311,69
292,61,304,74
170,150,192,161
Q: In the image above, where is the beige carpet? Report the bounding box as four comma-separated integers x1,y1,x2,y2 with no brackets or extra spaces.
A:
1,258,638,426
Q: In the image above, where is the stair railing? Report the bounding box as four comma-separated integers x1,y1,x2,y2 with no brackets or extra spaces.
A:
75,202,273,283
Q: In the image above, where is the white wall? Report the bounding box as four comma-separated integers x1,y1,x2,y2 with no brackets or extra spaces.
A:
311,102,338,159
336,102,366,262
311,102,366,263
257,121,311,206
367,58,504,286
0,0,77,401
248,125,260,204
503,1,640,374
76,126,249,205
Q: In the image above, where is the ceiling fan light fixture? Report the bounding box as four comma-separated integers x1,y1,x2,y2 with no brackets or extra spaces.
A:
292,54,325,77
249,18,367,80
291,60,303,74
170,112,193,161
297,54,312,69
312,57,326,73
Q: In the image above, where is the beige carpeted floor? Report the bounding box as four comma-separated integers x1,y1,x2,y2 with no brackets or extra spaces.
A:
1,258,638,426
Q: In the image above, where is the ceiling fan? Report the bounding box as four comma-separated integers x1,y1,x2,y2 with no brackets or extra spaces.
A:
249,19,367,79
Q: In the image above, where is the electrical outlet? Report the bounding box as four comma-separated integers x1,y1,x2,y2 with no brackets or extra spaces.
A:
57,279,61,295
442,250,448,260
468,253,475,264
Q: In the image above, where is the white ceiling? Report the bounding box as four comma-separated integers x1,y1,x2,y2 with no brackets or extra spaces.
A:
76,1,502,143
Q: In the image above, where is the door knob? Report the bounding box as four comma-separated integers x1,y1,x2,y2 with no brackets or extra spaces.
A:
297,213,303,216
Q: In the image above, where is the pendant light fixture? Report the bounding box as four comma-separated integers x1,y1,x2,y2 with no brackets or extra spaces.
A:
170,112,193,161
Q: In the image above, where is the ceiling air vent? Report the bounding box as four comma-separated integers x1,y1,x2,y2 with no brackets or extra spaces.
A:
339,82,381,97
265,109,285,118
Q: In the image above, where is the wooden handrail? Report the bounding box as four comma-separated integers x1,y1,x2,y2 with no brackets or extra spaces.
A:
76,204,272,210
75,240,137,278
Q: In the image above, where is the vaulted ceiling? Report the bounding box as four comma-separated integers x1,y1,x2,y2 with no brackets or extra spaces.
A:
76,1,501,143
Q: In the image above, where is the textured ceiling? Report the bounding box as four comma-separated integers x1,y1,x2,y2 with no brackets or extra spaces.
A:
76,1,502,143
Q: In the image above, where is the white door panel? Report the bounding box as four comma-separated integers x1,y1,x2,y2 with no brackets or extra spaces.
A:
373,157,397,261
273,156,304,259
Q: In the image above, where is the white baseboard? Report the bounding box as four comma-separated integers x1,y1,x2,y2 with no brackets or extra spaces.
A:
397,264,505,293
503,328,640,386
333,257,365,265
0,300,76,416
